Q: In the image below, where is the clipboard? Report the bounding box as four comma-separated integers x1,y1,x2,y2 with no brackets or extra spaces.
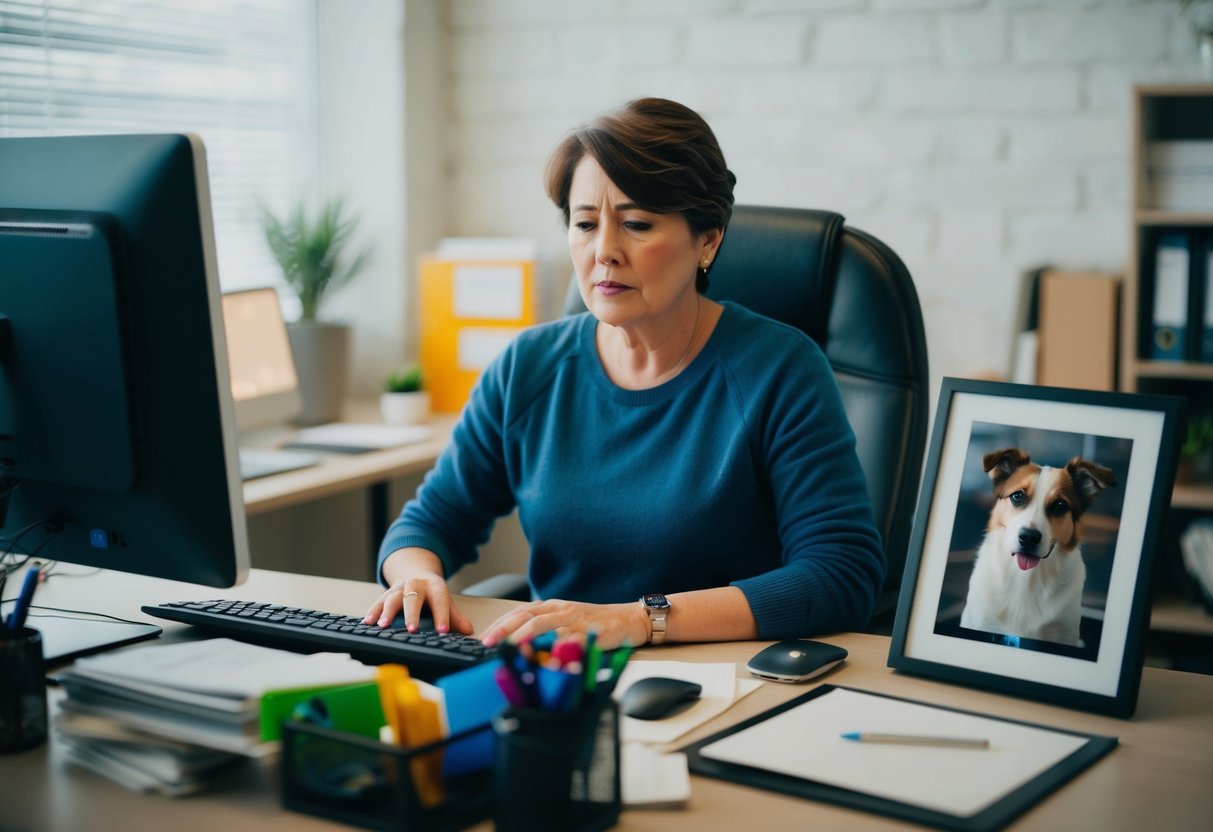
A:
681,685,1117,832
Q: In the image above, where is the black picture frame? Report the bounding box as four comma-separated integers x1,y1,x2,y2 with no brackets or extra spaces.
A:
888,379,1183,718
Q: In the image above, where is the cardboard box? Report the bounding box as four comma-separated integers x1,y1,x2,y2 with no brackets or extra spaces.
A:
419,241,537,413
1036,270,1120,391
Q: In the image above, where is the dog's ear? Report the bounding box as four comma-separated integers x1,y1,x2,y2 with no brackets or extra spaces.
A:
982,448,1031,490
1065,458,1117,513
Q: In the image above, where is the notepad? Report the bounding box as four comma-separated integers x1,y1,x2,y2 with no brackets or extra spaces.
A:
622,744,690,809
692,686,1113,822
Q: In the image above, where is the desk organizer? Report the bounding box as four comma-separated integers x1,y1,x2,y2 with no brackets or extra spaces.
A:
0,627,48,754
281,721,494,832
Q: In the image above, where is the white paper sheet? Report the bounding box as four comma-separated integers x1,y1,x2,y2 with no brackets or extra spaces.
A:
699,688,1087,817
69,638,375,700
612,661,762,745
622,744,690,808
457,326,522,371
453,264,524,319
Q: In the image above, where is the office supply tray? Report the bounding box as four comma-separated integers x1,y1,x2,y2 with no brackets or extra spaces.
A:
141,600,494,680
281,720,494,832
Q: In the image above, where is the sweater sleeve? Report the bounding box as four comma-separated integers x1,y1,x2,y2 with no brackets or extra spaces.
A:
375,353,517,585
729,344,886,636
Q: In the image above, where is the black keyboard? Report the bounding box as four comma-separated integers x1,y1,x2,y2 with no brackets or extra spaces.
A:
141,599,495,680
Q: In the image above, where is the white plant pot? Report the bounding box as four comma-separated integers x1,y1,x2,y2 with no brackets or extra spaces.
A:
380,391,430,426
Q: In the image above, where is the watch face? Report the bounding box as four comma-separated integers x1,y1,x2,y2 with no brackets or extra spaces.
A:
642,593,670,610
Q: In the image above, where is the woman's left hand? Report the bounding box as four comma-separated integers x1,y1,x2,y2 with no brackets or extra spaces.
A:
480,598,650,649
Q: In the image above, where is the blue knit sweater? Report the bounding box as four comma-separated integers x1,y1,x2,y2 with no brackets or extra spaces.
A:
378,302,885,637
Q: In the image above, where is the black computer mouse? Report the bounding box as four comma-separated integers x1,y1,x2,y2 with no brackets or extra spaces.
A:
746,639,848,683
620,677,703,720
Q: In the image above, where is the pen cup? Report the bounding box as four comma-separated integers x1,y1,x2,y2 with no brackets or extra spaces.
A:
0,626,48,754
492,700,620,832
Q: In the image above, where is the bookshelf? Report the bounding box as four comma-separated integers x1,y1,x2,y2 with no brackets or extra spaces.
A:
1124,84,1213,644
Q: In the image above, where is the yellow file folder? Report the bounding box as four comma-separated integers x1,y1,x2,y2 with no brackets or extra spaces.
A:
419,248,536,413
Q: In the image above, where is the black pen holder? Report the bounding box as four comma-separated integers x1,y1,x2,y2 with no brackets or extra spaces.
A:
280,721,494,832
492,700,621,832
0,626,48,754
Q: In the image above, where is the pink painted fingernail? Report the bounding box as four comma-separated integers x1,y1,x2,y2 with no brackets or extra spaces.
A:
437,624,448,634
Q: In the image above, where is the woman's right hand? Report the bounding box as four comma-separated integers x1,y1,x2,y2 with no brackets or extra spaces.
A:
363,547,474,636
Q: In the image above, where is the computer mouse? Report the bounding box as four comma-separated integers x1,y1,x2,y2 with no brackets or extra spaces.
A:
620,677,703,720
746,639,848,683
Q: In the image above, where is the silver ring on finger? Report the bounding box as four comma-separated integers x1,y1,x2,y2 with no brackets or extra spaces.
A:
402,590,420,599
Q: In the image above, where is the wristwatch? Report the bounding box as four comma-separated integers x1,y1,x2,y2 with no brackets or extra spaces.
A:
640,593,671,645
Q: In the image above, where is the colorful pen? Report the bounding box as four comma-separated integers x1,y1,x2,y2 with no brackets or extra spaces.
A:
582,632,601,693
493,664,530,708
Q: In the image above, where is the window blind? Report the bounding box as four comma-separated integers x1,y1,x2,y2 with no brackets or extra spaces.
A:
0,0,317,290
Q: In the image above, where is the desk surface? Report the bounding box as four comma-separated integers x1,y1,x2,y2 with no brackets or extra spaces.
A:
241,410,455,516
6,567,1211,832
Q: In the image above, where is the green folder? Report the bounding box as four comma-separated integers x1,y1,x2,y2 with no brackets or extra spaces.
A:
259,681,385,742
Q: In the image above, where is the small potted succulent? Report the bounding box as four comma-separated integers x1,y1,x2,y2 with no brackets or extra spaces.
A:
381,364,429,426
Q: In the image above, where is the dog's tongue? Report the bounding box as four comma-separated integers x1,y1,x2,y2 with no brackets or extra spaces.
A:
1016,553,1041,571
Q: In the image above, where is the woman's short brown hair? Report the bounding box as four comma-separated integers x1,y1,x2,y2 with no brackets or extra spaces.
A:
544,98,736,291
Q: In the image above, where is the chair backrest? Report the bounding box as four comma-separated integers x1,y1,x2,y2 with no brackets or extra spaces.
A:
562,205,929,628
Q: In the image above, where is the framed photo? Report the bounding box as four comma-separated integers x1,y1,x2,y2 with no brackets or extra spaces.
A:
888,379,1182,718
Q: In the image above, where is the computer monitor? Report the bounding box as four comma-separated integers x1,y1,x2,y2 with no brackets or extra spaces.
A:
222,286,303,431
0,133,250,595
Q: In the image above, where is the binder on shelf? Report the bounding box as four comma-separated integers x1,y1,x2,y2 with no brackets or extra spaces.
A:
1203,233,1213,363
1150,231,1190,362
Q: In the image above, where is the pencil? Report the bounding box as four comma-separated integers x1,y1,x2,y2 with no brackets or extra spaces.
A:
840,732,989,749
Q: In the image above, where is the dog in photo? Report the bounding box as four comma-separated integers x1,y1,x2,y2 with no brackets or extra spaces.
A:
960,447,1117,646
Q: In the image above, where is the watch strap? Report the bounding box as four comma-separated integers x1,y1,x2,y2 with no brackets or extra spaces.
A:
640,594,670,645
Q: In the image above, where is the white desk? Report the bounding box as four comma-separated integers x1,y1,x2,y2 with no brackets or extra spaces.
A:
3,567,1212,831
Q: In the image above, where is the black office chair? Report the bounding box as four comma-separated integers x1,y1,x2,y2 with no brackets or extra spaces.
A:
465,206,929,632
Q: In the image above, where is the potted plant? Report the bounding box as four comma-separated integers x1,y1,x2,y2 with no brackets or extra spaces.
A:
380,364,430,426
262,198,370,425
1179,412,1213,484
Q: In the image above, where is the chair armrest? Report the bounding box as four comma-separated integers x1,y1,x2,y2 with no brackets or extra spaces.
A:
460,573,532,601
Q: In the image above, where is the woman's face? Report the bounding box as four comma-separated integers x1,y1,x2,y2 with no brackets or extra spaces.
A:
568,156,720,331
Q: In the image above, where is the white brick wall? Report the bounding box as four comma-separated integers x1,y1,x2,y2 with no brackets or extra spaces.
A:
436,0,1211,391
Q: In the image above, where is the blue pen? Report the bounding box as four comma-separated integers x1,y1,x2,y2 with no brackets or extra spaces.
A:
7,566,40,635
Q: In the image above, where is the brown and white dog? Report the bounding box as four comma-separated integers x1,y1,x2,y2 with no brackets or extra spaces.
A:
959,448,1117,646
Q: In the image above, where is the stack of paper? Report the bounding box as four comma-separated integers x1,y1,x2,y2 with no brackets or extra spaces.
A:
55,638,376,795
1148,141,1213,211
611,660,763,809
55,711,244,796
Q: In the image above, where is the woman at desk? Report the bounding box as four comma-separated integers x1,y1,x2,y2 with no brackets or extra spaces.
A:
365,98,883,649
